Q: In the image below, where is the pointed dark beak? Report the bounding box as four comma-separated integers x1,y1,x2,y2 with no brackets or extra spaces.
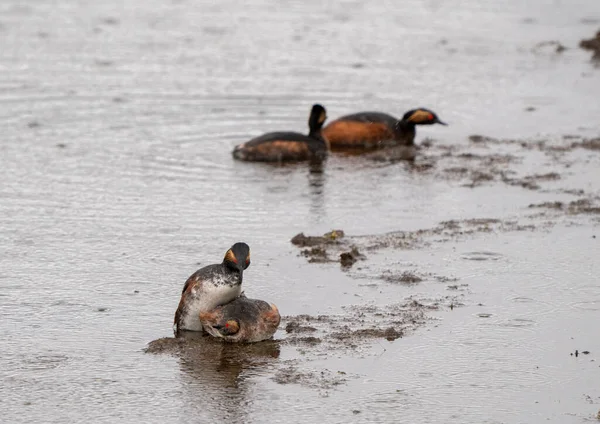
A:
436,118,448,126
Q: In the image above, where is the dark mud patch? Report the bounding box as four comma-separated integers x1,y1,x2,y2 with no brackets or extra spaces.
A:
529,198,600,215
293,218,537,269
272,363,349,391
364,217,536,251
281,296,462,354
284,131,600,392
532,40,567,54
501,172,561,191
299,246,332,263
468,133,600,153
340,246,365,268
381,271,424,284
292,230,366,266
331,326,404,342
575,138,600,151
410,134,600,194
580,29,600,61
291,230,345,247
285,321,317,334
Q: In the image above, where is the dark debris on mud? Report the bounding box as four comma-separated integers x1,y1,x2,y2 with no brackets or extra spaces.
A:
281,296,461,353
405,134,600,195
529,198,600,216
272,363,350,391
292,230,366,267
292,218,537,268
281,131,600,393
381,271,424,284
580,29,600,61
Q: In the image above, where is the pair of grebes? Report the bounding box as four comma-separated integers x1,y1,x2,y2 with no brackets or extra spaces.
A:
175,106,446,343
174,242,280,343
233,105,446,162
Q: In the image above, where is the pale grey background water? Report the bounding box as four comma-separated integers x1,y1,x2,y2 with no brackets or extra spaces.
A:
1,0,599,423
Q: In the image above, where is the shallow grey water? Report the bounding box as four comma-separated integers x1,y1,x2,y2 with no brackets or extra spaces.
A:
1,0,600,423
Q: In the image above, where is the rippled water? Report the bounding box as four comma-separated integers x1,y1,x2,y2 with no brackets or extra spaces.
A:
1,0,599,423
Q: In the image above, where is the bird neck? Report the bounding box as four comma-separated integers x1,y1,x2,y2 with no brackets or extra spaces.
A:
395,120,416,145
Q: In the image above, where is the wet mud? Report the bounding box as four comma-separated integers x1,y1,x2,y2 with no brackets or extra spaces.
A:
272,296,461,389
284,131,600,394
291,230,366,266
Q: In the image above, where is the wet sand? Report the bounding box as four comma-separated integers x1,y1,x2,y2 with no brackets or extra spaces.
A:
1,0,600,423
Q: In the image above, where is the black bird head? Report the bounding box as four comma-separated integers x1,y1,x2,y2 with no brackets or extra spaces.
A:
223,242,251,274
308,104,328,133
401,108,447,126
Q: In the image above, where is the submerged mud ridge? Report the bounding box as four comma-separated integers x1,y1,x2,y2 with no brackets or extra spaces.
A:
293,132,600,275
292,218,538,268
411,134,600,190
529,198,600,216
274,295,463,390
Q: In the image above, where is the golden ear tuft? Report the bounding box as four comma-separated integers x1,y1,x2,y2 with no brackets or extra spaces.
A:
225,320,240,334
408,109,433,123
224,249,237,263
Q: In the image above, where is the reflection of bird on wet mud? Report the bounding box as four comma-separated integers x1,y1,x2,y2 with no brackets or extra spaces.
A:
232,104,329,162
323,108,447,161
146,334,280,423
174,242,250,334
307,159,327,219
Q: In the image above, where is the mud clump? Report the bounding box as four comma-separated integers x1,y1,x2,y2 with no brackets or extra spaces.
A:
576,138,600,151
469,133,600,154
501,172,561,191
285,321,317,334
292,230,367,265
331,326,403,342
381,271,424,284
469,134,496,144
300,246,330,263
291,230,345,247
272,364,347,389
580,29,600,60
340,247,364,268
279,297,452,352
529,198,600,215
290,336,322,346
528,201,564,210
